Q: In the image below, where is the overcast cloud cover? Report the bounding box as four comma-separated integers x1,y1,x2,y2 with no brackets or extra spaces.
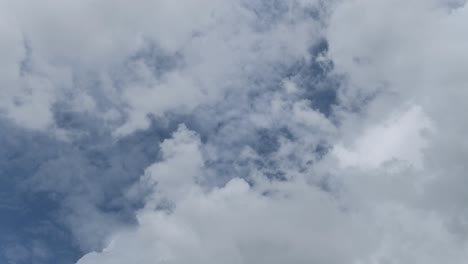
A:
1,0,468,263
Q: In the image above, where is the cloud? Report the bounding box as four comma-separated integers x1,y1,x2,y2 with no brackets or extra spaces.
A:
77,121,467,264
333,105,433,170
0,1,329,262
0,0,324,136
327,0,468,211
77,125,370,264
77,0,468,263
2,0,468,263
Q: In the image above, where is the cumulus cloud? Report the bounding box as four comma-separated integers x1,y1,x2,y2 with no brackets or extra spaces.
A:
78,1,468,263
327,0,468,210
1,0,323,136
2,0,468,263
77,125,370,264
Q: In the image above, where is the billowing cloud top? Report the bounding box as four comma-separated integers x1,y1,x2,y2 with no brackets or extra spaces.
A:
1,0,468,263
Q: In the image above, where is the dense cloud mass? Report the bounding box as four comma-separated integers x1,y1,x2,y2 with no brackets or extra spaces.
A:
1,0,468,263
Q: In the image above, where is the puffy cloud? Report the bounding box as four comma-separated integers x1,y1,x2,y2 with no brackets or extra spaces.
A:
326,0,468,261
327,0,468,210
1,1,329,262
77,125,371,264
78,121,468,264
77,1,468,263
2,0,468,263
0,0,323,135
327,0,468,118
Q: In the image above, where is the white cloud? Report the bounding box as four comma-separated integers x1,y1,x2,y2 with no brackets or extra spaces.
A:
77,125,371,264
0,0,323,135
2,0,468,263
328,0,468,117
76,1,468,263
113,0,322,135
333,105,433,170
325,0,468,261
78,120,468,264
327,0,468,205
0,3,58,130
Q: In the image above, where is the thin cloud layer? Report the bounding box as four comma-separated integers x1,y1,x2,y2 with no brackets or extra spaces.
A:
1,0,468,263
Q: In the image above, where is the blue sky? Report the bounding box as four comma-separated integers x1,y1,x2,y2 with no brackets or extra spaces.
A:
1,0,468,263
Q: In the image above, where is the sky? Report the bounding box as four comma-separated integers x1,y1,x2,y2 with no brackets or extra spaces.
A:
1,0,468,263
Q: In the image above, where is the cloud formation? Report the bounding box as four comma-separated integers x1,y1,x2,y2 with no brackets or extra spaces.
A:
78,125,367,264
1,0,468,263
